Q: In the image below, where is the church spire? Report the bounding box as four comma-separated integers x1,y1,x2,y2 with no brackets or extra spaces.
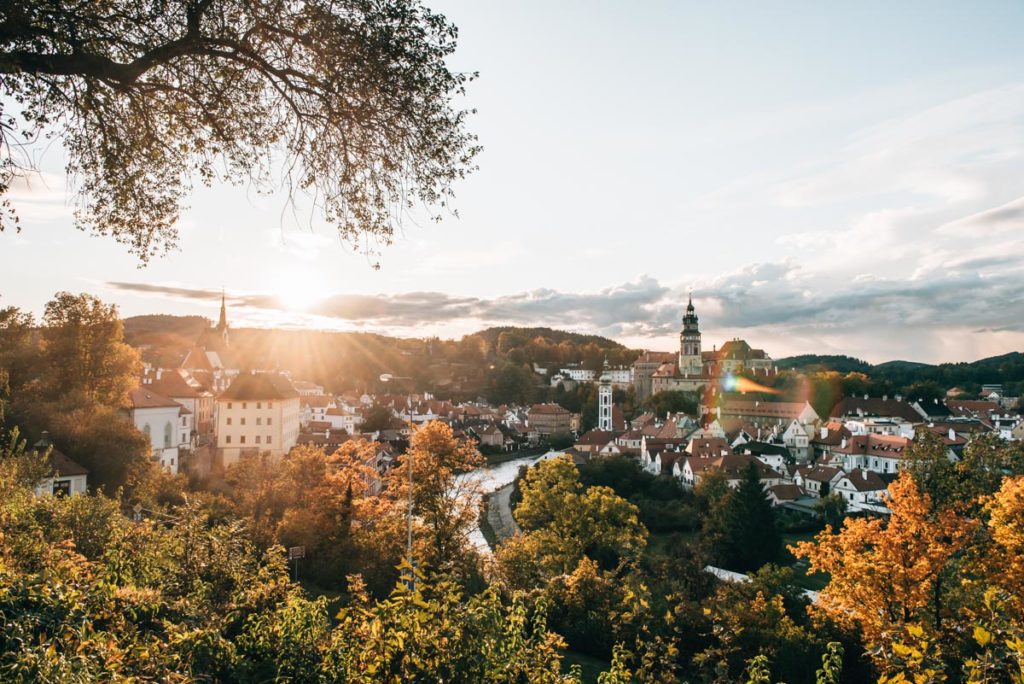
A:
216,289,229,347
217,289,228,331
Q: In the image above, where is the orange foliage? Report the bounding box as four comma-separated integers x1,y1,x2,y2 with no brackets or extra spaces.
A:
792,471,975,648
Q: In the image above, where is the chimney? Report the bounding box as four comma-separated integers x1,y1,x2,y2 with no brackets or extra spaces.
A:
949,428,955,441
882,394,887,401
820,426,828,439
156,368,163,381
841,437,847,448
895,394,903,402
863,394,869,400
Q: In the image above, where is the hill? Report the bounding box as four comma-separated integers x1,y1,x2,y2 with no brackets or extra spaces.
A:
774,354,871,373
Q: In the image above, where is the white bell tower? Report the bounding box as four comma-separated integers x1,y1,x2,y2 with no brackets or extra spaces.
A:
598,362,613,432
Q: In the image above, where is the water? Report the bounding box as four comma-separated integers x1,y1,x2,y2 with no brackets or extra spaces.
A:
458,450,561,551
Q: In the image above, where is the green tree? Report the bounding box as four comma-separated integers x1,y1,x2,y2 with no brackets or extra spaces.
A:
816,494,848,531
40,292,140,406
703,462,781,572
361,404,397,433
644,390,698,418
0,0,478,262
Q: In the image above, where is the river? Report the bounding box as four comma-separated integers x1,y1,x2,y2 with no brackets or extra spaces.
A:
457,450,561,551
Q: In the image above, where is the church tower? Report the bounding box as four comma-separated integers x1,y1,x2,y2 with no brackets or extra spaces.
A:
678,293,702,375
215,291,230,347
598,361,613,432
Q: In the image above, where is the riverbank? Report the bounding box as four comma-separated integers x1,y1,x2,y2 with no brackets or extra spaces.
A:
485,482,520,548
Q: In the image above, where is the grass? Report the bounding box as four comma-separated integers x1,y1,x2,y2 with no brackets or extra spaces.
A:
781,530,830,591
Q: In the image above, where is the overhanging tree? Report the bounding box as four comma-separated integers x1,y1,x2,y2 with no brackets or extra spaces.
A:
0,0,479,262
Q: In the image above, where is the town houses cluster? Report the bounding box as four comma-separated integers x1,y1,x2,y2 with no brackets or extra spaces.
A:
35,294,1024,521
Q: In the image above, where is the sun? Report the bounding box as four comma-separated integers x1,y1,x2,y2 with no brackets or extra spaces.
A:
271,272,324,313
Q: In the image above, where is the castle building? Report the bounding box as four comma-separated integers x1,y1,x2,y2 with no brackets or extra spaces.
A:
634,294,775,399
679,294,702,375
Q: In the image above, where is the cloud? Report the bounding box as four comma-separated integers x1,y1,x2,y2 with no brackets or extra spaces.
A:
775,84,1024,208
105,276,680,337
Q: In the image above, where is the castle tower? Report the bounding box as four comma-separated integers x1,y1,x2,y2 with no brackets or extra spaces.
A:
678,293,701,375
598,361,613,432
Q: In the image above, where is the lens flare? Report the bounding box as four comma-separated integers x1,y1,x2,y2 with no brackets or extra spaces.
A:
721,373,780,395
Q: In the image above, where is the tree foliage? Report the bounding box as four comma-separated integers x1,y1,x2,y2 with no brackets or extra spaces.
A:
702,461,782,573
0,0,479,261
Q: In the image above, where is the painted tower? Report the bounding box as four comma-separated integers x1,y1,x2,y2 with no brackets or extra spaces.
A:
598,362,613,432
678,293,702,375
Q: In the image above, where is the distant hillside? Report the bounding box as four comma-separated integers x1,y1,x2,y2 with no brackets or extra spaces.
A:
124,314,209,341
117,316,639,400
774,354,871,373
467,326,626,350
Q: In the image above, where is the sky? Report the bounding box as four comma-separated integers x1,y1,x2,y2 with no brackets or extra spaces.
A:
3,1,1024,364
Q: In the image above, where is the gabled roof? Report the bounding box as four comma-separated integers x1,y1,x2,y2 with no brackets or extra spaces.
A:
301,395,335,409
686,437,731,458
833,434,911,459
830,397,921,423
128,387,181,410
803,465,844,483
220,373,299,401
576,429,617,447
528,403,571,415
768,483,803,501
149,368,208,399
33,436,89,478
720,400,816,421
837,468,887,492
685,452,781,480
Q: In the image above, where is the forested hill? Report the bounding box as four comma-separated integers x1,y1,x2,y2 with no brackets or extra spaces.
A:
122,317,639,400
774,355,872,373
467,326,626,350
776,352,1024,395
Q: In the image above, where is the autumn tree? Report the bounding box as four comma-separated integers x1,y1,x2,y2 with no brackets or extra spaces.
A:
0,0,478,261
793,471,975,676
387,421,483,580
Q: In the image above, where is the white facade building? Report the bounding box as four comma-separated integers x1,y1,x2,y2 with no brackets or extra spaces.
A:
128,387,190,475
216,373,301,467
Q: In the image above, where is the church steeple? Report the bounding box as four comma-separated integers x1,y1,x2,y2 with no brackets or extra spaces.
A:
215,290,229,346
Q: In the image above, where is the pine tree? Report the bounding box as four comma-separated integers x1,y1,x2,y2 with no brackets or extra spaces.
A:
705,462,781,572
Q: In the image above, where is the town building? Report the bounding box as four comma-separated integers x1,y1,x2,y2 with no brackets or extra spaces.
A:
127,386,191,474
216,372,301,467
32,433,88,496
527,403,575,436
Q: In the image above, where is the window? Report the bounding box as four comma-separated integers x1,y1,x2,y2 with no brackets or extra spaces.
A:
240,436,246,444
257,401,262,409
257,417,262,425
227,417,232,425
53,480,71,497
143,423,151,437
256,436,261,444
268,401,273,408
267,417,273,425
267,435,272,444
170,458,175,466
182,417,187,426
240,418,246,426
227,402,233,409
164,422,173,448
242,402,247,409
226,435,232,444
